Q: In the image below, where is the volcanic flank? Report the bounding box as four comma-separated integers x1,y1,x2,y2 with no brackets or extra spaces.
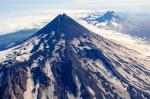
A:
0,14,150,99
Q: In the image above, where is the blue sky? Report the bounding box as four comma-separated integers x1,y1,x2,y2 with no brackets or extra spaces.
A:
0,0,150,13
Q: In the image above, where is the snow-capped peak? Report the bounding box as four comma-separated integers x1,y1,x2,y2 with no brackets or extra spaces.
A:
83,11,122,31
0,14,149,99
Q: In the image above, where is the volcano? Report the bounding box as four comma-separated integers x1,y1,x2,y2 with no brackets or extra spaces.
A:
0,14,150,99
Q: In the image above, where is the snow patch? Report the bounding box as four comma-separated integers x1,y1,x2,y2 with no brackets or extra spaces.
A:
24,68,36,99
87,86,96,98
15,54,29,62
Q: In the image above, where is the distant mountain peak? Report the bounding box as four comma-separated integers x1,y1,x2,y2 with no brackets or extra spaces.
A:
83,11,121,23
83,11,122,31
95,11,121,22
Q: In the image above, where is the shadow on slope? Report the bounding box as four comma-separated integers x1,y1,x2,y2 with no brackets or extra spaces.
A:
0,28,38,51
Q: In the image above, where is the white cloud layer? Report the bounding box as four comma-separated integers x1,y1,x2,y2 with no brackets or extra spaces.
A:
75,0,150,11
0,9,90,35
0,0,150,12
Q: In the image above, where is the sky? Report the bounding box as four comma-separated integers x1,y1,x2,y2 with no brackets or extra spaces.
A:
0,0,150,13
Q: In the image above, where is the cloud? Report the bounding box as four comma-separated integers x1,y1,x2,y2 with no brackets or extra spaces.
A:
0,9,90,35
74,0,150,12
0,0,150,12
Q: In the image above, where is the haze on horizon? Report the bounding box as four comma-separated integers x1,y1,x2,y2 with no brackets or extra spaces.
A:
0,0,150,13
